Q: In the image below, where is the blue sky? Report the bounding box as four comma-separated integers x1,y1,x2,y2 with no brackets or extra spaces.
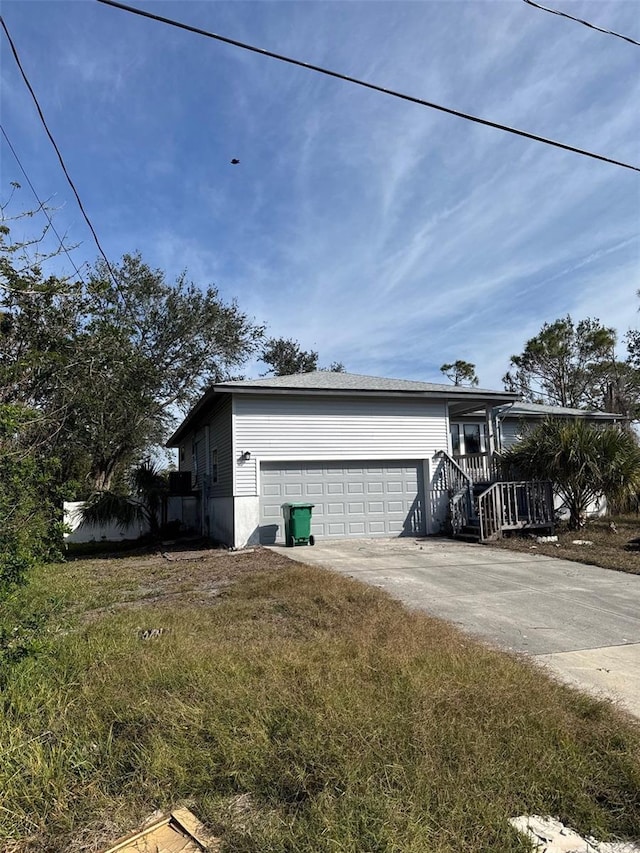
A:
1,0,638,388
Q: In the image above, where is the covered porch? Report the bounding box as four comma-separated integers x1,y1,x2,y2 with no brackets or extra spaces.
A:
438,397,555,543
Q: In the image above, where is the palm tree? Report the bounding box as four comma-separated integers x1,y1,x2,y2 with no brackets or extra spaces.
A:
501,418,640,529
81,460,168,539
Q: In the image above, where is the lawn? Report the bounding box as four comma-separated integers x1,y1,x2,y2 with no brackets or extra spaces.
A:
1,546,639,852
492,514,640,574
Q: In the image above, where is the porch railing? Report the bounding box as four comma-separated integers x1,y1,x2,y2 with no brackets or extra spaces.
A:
435,451,474,536
478,480,554,542
453,452,499,484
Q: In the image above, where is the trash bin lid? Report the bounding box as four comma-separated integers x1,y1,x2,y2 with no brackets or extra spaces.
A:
281,502,315,509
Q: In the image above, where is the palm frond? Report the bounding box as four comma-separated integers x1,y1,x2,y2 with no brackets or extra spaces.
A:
81,491,145,530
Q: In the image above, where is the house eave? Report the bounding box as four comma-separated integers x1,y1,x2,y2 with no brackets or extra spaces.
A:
494,403,624,421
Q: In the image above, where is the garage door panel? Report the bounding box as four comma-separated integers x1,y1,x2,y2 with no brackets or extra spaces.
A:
262,484,282,496
260,460,425,543
262,505,281,518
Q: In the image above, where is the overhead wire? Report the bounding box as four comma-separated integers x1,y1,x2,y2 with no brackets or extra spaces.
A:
1,123,88,285
96,0,640,173
522,0,640,48
0,15,123,292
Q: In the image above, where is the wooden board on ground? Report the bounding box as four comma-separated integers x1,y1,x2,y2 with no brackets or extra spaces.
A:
102,807,220,853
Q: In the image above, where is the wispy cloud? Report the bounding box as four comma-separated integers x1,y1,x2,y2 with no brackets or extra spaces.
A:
1,0,637,390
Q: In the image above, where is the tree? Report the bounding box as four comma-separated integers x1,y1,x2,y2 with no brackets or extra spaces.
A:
261,337,345,377
261,337,318,375
440,360,479,386
1,249,264,492
0,196,79,591
501,418,640,529
586,341,640,422
503,316,617,409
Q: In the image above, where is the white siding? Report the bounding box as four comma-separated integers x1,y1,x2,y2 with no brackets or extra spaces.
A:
178,435,193,479
499,417,527,450
178,399,233,496
233,395,449,496
208,397,233,498
192,427,207,488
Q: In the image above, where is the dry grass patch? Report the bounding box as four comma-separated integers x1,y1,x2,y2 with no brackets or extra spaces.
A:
492,515,640,574
1,548,639,852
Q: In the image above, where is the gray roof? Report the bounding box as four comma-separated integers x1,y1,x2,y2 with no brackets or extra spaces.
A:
495,401,622,420
217,370,510,396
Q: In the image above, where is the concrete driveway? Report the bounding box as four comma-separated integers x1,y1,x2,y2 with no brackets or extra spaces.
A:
279,537,640,717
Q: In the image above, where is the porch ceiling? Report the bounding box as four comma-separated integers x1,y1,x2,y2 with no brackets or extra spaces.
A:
448,397,513,418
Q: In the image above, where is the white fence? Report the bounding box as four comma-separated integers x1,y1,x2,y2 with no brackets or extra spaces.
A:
63,501,149,544
63,496,200,544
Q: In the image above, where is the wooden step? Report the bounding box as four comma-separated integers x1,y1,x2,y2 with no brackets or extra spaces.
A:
454,522,481,543
454,531,481,543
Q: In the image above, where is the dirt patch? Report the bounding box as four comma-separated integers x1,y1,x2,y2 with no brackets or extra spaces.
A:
78,546,295,619
491,515,640,575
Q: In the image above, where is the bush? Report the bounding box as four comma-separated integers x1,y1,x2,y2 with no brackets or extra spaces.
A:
502,418,640,529
0,405,65,594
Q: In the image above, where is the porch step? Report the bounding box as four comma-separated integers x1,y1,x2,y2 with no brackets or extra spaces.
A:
472,482,490,495
454,522,481,543
454,531,481,543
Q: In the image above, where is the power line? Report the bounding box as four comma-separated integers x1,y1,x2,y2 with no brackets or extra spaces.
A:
1,123,88,284
96,0,640,173
0,15,121,287
522,0,640,48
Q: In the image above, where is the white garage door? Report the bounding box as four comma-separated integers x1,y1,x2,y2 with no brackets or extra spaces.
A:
259,460,426,544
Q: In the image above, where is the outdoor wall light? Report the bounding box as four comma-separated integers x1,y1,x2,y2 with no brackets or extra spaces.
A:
241,450,251,462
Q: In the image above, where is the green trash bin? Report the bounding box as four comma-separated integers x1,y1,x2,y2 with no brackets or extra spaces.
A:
281,502,315,547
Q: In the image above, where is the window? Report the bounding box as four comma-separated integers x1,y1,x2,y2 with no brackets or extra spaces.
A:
450,423,460,455
463,424,481,455
211,449,218,484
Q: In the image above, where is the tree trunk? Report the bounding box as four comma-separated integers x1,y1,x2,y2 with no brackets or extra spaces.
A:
90,457,119,492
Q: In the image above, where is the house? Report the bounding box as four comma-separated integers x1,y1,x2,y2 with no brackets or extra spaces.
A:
167,370,567,547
